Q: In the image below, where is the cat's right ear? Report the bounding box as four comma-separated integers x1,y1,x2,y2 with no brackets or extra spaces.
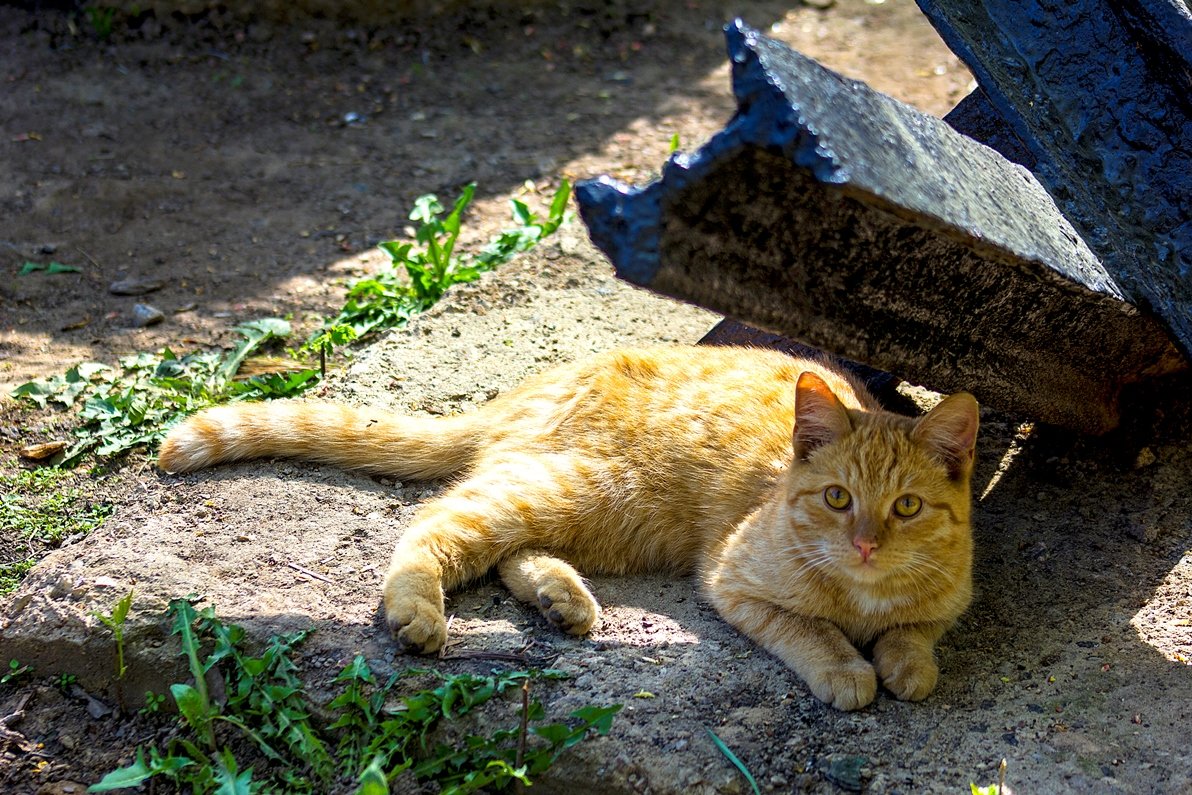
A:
793,371,852,460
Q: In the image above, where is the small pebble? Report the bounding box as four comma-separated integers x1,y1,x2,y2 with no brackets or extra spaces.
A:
131,303,165,327
824,754,867,792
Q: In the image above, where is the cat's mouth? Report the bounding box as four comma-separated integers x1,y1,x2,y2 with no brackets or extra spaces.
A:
843,552,886,580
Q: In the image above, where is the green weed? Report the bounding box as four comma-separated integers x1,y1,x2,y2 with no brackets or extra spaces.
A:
309,180,571,359
0,559,36,596
94,589,135,681
11,318,317,464
91,598,620,794
139,690,166,715
83,4,117,38
2,659,33,685
14,182,569,464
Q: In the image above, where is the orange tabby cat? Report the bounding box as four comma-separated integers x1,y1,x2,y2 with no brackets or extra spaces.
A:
158,345,978,710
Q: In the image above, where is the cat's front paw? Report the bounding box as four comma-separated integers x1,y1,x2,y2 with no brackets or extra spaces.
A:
805,659,878,711
386,596,447,655
383,572,447,655
536,582,600,635
873,635,938,702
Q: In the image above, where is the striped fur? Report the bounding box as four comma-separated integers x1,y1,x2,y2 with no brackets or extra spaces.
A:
158,345,979,710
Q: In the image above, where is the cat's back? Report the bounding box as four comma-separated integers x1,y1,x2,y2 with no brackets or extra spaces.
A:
490,345,874,464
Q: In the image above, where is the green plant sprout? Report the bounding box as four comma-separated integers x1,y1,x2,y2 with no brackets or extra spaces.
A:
139,690,166,715
90,598,620,794
94,589,135,680
309,179,571,361
1,659,33,685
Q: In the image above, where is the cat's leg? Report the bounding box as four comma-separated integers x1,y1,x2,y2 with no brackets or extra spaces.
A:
382,526,455,655
711,595,877,711
497,549,600,635
871,622,948,701
383,454,589,654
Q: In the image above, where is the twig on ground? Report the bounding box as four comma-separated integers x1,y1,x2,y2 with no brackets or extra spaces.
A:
515,678,530,770
0,691,32,726
286,562,334,584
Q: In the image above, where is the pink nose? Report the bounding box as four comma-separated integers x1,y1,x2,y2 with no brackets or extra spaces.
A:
853,539,877,562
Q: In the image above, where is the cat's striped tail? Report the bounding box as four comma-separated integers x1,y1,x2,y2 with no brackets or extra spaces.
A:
157,401,482,479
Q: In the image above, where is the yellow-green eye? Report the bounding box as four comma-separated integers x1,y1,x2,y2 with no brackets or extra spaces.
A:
893,494,922,518
824,486,852,511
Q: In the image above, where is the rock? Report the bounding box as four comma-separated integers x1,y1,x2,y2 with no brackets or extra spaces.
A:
824,754,868,792
130,303,165,327
109,276,165,296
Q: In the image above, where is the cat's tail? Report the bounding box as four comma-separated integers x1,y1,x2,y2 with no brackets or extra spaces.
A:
157,401,483,479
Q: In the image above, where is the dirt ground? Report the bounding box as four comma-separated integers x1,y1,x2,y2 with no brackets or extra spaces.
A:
2,1,1191,793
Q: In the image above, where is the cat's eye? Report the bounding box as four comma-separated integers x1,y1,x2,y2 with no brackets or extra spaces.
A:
823,485,852,511
893,494,922,518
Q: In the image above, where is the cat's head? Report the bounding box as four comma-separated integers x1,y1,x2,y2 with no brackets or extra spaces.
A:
784,371,979,587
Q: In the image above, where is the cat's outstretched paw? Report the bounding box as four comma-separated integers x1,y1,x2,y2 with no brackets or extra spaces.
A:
873,635,938,701
386,596,447,655
805,660,878,711
383,569,448,655
536,583,600,635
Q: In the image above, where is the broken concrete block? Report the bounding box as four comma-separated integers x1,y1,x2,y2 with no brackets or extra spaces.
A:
577,21,1186,434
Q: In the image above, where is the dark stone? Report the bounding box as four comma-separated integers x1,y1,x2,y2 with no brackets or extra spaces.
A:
577,21,1186,434
109,276,166,296
942,89,1034,170
917,0,1192,358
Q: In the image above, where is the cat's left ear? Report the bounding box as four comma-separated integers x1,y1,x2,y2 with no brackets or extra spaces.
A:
911,392,980,480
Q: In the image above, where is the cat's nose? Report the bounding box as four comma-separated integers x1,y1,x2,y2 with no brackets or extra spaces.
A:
853,538,878,562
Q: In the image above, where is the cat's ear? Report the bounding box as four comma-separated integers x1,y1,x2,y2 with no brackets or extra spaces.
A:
912,392,980,480
793,371,852,460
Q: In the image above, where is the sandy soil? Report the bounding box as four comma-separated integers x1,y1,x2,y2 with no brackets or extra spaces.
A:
2,2,1190,794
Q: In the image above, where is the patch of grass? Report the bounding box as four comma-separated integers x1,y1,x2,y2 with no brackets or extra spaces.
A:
0,558,36,595
0,468,113,595
91,598,620,794
308,180,571,360
0,469,112,543
11,318,317,465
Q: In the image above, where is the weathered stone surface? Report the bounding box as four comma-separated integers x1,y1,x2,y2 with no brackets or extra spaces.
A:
577,21,1186,434
917,0,1192,359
